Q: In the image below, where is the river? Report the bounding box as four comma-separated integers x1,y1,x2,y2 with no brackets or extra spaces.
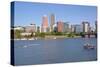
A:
13,37,97,65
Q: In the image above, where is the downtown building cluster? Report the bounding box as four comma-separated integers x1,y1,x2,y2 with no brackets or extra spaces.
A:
12,14,97,35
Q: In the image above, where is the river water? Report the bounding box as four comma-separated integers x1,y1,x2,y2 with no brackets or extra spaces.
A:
13,37,97,65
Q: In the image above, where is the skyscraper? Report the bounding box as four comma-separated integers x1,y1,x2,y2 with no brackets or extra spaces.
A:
71,25,75,33
82,22,90,33
50,14,55,32
57,21,63,32
63,22,69,33
75,24,82,33
41,15,48,32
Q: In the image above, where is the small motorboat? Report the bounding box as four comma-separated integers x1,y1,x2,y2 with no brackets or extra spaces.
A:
84,43,95,49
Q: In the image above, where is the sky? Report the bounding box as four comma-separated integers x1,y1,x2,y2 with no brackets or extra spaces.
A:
13,1,97,28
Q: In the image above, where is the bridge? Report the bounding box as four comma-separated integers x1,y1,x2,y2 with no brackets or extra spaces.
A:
81,32,97,38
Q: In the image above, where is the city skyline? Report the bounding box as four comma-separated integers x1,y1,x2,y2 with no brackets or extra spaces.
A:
14,1,97,28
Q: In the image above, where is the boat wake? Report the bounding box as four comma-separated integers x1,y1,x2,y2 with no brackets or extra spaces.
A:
16,44,40,48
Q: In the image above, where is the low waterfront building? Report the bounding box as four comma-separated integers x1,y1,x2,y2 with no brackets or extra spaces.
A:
25,23,36,33
13,26,24,31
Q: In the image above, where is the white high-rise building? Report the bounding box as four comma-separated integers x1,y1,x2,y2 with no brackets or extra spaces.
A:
82,22,90,33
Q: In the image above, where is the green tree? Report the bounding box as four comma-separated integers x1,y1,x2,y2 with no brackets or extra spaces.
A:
15,30,21,39
67,33,74,37
54,32,63,35
39,33,45,38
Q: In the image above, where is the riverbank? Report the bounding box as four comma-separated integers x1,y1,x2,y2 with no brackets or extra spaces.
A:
45,35,81,39
12,35,82,40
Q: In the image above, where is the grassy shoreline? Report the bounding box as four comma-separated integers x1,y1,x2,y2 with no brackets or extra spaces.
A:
12,35,82,40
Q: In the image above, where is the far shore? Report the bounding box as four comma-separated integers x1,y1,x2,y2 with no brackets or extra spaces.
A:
12,34,96,40
12,36,84,40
